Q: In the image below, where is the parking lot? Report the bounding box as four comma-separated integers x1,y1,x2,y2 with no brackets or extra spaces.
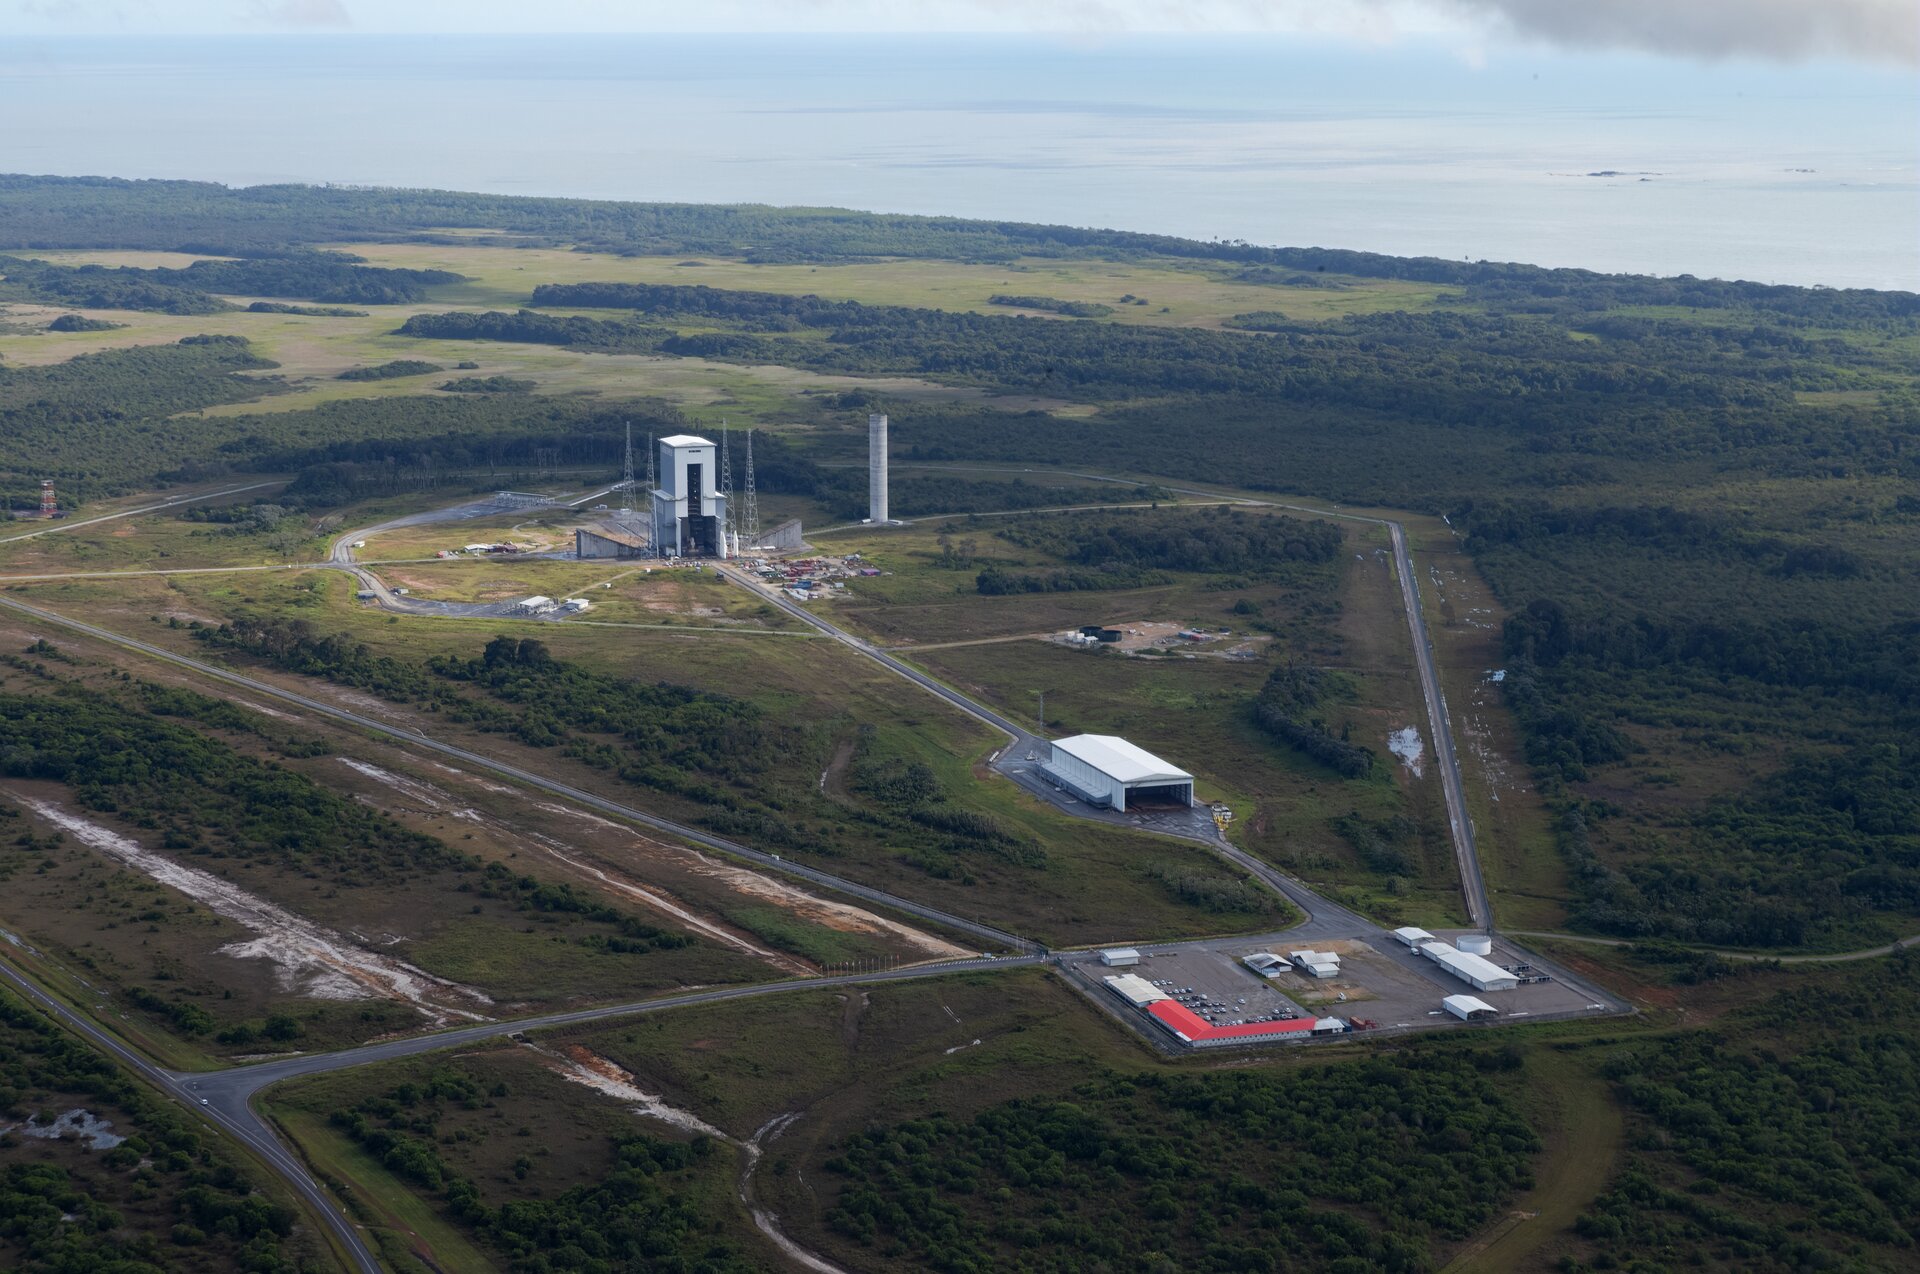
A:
1060,929,1623,1050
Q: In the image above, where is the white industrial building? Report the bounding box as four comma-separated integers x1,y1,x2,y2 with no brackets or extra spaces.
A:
1391,926,1435,949
1443,994,1498,1021
1098,948,1141,967
1041,735,1194,812
1242,953,1286,977
1420,942,1519,992
650,434,731,558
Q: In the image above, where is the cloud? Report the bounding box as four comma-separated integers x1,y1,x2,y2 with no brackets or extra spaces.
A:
244,0,351,29
1436,0,1919,66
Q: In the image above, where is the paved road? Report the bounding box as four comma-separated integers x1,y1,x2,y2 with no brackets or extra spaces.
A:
715,565,1026,741
0,594,1034,958
0,480,284,545
0,956,387,1274
0,946,1036,1274
1384,520,1488,928
726,564,1393,941
813,462,1492,930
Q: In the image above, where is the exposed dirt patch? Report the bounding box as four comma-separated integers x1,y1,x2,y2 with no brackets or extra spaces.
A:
12,794,492,1024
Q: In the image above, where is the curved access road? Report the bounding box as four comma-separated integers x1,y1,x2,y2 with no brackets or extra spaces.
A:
806,463,1491,930
0,594,1034,958
0,946,1036,1274
0,956,386,1274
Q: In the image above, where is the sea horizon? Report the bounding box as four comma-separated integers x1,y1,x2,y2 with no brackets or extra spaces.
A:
3,33,1914,290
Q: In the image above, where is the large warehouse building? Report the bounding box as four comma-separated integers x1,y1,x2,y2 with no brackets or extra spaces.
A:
1042,734,1194,812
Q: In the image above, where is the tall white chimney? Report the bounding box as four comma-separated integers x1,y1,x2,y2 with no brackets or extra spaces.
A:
868,412,889,523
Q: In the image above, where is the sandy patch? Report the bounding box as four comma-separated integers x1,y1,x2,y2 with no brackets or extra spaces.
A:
686,850,970,959
527,800,967,959
16,796,491,1023
337,758,484,821
535,1043,730,1139
531,838,810,975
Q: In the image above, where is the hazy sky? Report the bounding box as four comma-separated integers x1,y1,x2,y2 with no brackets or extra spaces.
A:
7,0,1916,66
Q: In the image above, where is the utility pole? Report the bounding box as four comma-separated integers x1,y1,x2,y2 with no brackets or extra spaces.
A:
1034,690,1045,737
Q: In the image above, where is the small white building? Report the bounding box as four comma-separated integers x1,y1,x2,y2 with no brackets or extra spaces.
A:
1391,926,1435,949
1242,953,1286,977
1289,949,1341,979
1420,942,1519,992
1310,1017,1348,1035
1098,948,1141,967
560,597,592,613
1444,994,1499,1021
1041,735,1194,813
514,595,558,615
1103,973,1166,1008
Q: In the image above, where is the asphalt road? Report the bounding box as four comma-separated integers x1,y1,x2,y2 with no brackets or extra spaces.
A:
0,946,1036,1274
716,564,1026,740
1384,519,1488,928
0,957,387,1274
812,462,1493,930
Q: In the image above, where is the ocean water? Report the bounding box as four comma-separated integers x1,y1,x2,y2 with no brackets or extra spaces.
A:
2,35,1913,290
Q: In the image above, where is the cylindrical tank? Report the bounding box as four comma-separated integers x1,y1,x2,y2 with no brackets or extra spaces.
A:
1459,934,1494,956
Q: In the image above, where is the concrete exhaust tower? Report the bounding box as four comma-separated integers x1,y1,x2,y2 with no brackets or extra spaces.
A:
868,413,889,523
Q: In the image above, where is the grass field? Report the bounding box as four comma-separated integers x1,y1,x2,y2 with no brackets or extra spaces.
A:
0,242,1454,430
335,243,1462,327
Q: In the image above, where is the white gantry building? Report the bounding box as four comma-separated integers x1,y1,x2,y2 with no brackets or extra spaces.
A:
651,434,732,558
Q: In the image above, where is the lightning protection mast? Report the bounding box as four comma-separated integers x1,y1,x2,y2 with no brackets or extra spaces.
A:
743,428,760,551
645,432,658,559
720,419,738,557
619,420,636,513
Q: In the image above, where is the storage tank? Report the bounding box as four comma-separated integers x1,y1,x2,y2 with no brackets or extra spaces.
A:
1458,934,1494,956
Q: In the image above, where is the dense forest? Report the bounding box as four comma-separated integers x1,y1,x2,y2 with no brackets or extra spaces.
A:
993,506,1343,573
824,1050,1537,1272
0,249,463,311
1569,956,1920,1272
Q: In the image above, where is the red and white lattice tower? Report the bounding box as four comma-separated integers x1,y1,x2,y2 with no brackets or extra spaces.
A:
39,481,57,519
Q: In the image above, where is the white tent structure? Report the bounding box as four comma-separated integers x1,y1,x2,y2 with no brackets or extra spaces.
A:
1443,994,1499,1020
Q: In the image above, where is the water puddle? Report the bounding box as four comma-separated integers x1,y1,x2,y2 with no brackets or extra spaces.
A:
3,1109,124,1150
1387,727,1426,779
